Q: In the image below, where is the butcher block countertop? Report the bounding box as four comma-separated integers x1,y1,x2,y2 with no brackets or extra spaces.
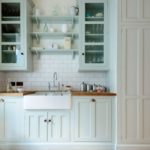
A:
71,91,116,96
0,91,35,96
0,91,116,96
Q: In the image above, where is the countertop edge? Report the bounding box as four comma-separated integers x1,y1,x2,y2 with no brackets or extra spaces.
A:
0,91,116,96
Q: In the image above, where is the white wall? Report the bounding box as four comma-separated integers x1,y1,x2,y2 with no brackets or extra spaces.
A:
0,0,116,91
0,72,6,91
1,0,109,91
5,55,107,91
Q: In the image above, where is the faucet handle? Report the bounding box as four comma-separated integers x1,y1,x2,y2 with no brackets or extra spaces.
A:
48,82,51,91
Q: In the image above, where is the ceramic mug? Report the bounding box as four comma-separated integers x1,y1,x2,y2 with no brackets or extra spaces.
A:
61,24,68,33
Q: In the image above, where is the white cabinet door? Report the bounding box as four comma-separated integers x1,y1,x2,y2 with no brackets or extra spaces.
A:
73,97,112,142
0,0,33,71
24,111,47,142
121,0,150,21
0,97,23,141
73,98,93,141
25,111,70,142
79,0,108,71
47,111,70,142
94,98,112,141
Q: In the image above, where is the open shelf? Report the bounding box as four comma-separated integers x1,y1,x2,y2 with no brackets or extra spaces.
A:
31,16,79,23
30,48,78,59
31,32,78,39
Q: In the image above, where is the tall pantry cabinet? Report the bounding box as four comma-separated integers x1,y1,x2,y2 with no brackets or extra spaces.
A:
118,0,150,147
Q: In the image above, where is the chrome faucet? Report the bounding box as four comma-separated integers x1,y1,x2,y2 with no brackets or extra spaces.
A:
53,72,58,87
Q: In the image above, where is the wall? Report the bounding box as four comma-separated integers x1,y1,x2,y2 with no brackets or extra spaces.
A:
0,72,6,91
2,0,108,91
5,55,107,91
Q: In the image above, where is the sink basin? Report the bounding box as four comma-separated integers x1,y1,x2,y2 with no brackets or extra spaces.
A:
23,91,71,110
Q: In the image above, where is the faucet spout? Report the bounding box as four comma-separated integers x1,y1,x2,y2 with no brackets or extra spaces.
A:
53,72,57,87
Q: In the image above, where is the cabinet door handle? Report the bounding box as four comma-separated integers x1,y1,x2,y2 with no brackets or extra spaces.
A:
48,119,52,122
82,53,85,55
91,99,96,102
44,119,47,122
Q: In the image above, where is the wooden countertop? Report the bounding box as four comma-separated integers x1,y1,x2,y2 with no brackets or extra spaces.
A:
0,91,35,96
71,91,116,96
0,91,116,97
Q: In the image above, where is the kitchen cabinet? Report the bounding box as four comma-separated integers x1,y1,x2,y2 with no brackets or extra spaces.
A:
0,0,33,70
31,16,79,56
0,96,23,141
72,96,112,142
118,0,150,146
24,110,70,142
79,0,108,71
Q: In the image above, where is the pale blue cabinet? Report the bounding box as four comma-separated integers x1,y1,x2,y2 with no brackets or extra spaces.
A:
72,96,112,142
0,0,33,70
24,111,70,142
79,0,108,71
0,97,24,141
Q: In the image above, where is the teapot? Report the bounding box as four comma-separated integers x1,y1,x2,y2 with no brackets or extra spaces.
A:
69,6,79,16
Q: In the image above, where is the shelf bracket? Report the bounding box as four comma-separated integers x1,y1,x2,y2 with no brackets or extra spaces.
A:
71,17,75,29
72,51,76,59
35,50,40,59
35,16,40,28
35,34,40,44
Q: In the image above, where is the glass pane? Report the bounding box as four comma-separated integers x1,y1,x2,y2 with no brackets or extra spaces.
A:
85,45,104,64
85,24,104,43
85,3,104,21
2,24,20,42
2,3,20,21
2,45,21,63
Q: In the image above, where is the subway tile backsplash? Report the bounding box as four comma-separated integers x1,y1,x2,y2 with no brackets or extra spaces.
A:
1,54,107,91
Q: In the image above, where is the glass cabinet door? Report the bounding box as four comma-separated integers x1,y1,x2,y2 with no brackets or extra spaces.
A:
0,2,24,65
82,1,107,67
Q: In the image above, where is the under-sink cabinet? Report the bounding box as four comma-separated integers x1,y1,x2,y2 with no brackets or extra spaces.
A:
79,0,108,71
0,0,33,70
24,111,70,142
0,96,24,141
72,96,112,142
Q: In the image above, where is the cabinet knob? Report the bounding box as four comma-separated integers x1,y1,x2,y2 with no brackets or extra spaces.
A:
0,99,5,102
82,53,85,56
48,119,52,122
44,119,47,122
91,99,96,102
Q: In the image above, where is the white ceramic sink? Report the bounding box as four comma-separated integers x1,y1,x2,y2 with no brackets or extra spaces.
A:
23,91,71,109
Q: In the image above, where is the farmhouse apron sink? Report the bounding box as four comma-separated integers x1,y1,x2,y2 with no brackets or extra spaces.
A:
23,91,71,109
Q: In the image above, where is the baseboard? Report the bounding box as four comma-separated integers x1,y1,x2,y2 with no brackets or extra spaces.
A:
0,143,115,150
116,144,150,150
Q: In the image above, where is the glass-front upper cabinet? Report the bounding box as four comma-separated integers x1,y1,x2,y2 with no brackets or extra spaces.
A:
0,0,32,70
79,0,108,71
